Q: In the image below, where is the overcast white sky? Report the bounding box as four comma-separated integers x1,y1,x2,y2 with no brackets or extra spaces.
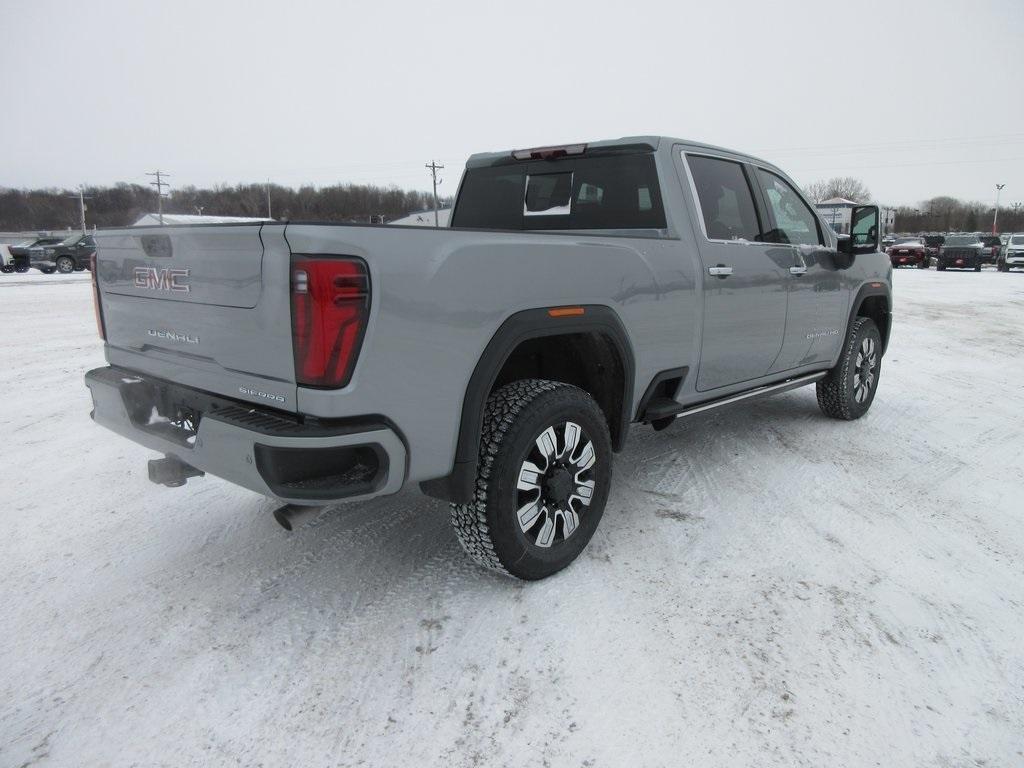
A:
2,0,1022,207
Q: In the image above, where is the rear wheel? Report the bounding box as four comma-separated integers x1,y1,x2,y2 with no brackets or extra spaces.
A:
450,379,612,580
40,267,56,274
817,316,882,421
0,265,13,274
975,264,982,272
56,256,75,274
937,264,946,271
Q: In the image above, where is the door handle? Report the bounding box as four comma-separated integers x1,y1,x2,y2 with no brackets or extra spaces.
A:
789,266,807,276
708,265,733,278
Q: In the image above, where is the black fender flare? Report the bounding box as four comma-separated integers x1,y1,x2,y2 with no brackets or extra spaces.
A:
847,281,892,355
420,305,635,504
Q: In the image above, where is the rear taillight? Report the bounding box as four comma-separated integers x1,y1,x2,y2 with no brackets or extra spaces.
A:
90,253,106,340
290,257,369,388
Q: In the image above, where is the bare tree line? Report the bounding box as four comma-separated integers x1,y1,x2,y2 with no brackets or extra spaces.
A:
0,182,454,232
803,176,1022,233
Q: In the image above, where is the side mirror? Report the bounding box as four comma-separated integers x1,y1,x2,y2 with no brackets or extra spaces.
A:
839,205,880,256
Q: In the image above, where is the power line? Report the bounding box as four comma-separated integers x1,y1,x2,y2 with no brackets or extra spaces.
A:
785,155,1024,174
425,160,444,227
146,170,170,225
755,132,1024,157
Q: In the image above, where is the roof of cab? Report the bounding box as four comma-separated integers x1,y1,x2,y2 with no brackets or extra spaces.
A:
464,135,776,170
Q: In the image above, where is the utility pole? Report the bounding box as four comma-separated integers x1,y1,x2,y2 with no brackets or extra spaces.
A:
266,179,272,219
425,160,444,227
993,183,1005,234
67,186,92,235
147,170,170,225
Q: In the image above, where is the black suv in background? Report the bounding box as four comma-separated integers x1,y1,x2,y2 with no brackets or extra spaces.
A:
937,234,984,271
8,236,63,272
31,233,96,273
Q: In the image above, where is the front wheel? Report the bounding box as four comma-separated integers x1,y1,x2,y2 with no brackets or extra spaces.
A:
0,265,13,274
817,316,882,421
450,379,612,580
56,256,75,274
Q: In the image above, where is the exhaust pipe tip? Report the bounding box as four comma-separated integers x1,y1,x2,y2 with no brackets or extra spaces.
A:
272,504,323,532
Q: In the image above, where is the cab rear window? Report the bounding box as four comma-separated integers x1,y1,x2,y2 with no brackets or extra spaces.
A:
452,153,666,231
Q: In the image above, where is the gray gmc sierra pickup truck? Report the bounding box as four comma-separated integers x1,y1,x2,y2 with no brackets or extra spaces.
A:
85,136,891,580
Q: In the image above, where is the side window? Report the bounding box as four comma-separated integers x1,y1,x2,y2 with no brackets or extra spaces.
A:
686,154,762,242
756,169,823,246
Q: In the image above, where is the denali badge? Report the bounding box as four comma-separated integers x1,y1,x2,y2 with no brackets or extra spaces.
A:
147,329,199,344
239,386,286,404
134,266,191,293
806,328,840,340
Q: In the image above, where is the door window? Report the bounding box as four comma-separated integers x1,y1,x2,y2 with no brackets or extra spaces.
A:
685,154,762,242
756,170,823,246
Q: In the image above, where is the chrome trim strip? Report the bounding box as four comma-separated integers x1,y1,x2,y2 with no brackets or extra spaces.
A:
674,372,827,420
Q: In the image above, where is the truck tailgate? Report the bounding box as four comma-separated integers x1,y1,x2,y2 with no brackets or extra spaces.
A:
95,224,298,411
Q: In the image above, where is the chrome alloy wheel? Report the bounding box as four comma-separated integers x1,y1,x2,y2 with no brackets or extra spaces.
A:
515,421,597,548
853,336,877,403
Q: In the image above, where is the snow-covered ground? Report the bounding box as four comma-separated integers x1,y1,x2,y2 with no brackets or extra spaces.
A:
1,268,1022,767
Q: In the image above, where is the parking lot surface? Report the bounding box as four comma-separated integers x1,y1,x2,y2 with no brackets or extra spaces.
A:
1,268,1021,767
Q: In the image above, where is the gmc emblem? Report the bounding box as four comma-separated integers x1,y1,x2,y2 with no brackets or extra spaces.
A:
134,266,191,293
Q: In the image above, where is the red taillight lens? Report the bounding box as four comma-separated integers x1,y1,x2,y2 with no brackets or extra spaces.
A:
90,253,106,340
291,257,369,388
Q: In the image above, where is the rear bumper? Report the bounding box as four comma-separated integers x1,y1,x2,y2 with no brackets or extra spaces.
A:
84,365,407,504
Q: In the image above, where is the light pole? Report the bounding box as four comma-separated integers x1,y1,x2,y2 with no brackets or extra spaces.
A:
993,184,1005,234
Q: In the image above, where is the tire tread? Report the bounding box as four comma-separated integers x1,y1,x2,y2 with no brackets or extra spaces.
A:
449,379,583,576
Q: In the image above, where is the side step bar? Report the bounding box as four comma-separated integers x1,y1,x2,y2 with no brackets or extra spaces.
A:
643,372,827,425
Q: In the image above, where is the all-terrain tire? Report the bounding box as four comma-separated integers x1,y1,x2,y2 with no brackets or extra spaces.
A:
816,316,882,421
450,379,612,580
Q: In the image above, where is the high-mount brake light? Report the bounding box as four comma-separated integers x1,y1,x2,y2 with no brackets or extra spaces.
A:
90,253,106,340
290,257,370,388
511,143,587,161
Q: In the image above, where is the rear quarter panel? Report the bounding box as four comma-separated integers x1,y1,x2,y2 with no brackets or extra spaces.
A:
283,223,700,483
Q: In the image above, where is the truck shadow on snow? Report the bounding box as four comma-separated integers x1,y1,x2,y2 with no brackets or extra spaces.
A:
250,388,827,600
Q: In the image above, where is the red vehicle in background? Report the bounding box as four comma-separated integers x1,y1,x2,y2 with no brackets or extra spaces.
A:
887,236,930,268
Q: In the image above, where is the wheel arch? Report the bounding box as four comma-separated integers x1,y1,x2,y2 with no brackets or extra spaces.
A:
849,282,892,356
420,305,635,504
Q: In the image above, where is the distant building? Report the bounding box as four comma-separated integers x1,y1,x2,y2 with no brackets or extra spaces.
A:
131,213,272,226
389,208,451,227
815,197,896,234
